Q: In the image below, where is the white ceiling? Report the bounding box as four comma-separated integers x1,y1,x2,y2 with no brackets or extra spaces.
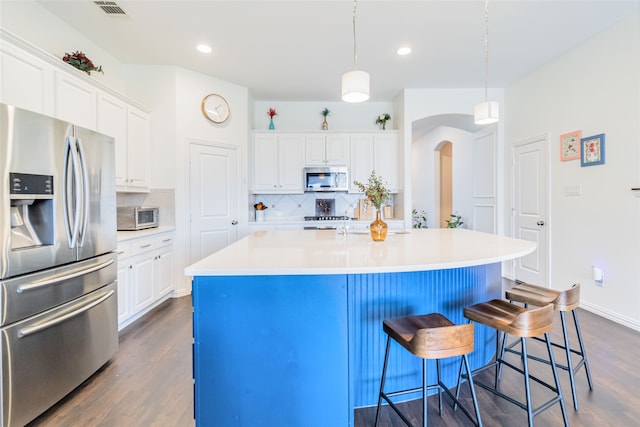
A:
36,0,637,102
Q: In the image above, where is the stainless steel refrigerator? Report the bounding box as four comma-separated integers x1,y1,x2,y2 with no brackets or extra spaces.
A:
0,103,118,427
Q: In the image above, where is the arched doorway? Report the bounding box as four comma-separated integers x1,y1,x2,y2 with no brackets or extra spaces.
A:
437,141,452,228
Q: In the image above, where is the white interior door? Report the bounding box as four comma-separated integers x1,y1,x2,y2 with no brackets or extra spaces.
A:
513,135,549,285
189,142,239,265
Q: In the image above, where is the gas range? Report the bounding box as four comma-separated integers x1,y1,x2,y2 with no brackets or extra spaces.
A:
304,216,354,221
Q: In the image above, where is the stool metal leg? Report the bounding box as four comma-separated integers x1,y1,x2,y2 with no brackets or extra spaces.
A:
423,358,428,427
521,338,534,427
573,309,594,390
462,354,483,427
436,359,443,416
374,337,391,427
544,332,569,426
560,311,579,410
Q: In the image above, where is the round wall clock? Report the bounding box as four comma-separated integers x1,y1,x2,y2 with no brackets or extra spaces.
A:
201,94,230,123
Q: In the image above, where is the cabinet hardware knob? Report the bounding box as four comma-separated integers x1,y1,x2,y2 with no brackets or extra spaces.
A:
231,220,238,225
537,220,545,226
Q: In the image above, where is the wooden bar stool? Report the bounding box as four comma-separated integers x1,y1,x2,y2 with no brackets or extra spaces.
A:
505,282,593,410
463,300,569,427
374,313,482,427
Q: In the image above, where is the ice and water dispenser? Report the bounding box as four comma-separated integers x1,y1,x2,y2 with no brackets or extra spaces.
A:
9,173,54,249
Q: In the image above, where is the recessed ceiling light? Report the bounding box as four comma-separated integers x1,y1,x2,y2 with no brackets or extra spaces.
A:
196,44,212,54
396,46,411,56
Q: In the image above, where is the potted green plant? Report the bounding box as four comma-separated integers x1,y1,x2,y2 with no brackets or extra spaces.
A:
446,213,464,228
412,209,428,229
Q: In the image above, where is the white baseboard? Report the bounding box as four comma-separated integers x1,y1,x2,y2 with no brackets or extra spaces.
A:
171,289,191,298
579,300,640,332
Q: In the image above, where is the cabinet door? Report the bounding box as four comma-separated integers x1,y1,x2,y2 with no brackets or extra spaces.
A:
126,107,151,191
325,134,349,166
155,247,174,297
253,134,279,192
349,135,374,192
0,42,54,115
116,258,132,325
277,134,304,192
305,135,326,166
131,252,155,312
374,134,398,191
97,93,128,187
55,71,97,130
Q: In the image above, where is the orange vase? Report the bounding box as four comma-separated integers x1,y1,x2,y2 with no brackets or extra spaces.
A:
370,209,388,241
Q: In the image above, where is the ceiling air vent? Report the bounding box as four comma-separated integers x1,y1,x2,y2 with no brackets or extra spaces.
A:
94,1,127,15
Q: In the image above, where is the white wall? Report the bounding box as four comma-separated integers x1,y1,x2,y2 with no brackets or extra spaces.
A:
505,14,640,329
402,88,506,232
252,101,394,131
0,0,126,92
412,126,475,229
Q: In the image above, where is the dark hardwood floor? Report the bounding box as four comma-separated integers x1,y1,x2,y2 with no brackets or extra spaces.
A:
27,297,194,427
28,295,640,426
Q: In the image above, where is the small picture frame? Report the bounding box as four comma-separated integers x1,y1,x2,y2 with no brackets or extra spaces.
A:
580,133,605,167
560,130,581,161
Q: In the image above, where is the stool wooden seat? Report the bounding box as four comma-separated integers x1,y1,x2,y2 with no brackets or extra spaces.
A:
463,300,569,427
374,313,482,427
506,282,593,410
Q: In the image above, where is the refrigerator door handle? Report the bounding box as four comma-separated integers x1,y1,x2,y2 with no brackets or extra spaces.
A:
75,137,90,247
16,258,115,293
17,288,115,338
63,135,81,249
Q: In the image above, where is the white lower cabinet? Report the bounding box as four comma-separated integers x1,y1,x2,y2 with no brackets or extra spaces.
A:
117,231,175,330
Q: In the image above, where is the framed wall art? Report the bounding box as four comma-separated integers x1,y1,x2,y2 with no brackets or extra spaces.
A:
560,130,581,161
580,133,605,167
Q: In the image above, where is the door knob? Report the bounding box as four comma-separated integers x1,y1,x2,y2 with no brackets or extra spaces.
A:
537,220,545,226
231,220,238,225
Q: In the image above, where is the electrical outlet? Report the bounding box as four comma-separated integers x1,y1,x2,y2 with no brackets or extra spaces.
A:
592,266,605,287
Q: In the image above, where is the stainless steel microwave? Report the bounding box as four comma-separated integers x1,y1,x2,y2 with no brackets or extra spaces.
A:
303,167,349,192
117,206,159,230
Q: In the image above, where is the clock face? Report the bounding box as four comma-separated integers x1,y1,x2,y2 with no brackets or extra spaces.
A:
201,94,230,123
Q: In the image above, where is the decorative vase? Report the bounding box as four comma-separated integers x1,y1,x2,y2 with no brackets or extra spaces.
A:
382,122,386,130
370,209,388,241
269,118,275,130
322,117,328,130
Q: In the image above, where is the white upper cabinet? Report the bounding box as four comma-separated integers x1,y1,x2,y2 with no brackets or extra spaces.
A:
349,135,375,192
0,41,54,115
373,133,399,191
97,94,151,192
349,133,398,192
253,133,304,193
55,71,97,130
2,31,151,193
97,93,128,186
305,134,349,166
125,107,151,192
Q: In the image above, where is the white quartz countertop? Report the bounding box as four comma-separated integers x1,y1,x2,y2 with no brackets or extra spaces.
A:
184,228,536,276
117,226,176,242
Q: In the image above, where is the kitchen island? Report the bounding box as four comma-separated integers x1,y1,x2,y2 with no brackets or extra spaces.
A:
185,228,535,427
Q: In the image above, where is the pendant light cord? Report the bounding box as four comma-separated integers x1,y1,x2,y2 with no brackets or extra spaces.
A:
352,0,358,71
483,0,490,101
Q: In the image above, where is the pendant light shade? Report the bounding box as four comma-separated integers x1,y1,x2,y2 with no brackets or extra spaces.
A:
342,0,369,103
342,70,370,103
474,0,499,125
474,100,499,124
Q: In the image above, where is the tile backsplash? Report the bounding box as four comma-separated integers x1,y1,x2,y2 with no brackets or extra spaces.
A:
117,188,175,227
251,193,394,221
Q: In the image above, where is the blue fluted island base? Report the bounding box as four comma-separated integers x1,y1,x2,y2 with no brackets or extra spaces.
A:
186,229,535,427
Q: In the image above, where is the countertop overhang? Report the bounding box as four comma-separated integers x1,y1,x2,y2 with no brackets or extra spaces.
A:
184,228,536,276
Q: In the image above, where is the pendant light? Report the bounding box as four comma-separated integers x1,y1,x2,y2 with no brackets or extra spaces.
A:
474,0,499,124
342,0,370,103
